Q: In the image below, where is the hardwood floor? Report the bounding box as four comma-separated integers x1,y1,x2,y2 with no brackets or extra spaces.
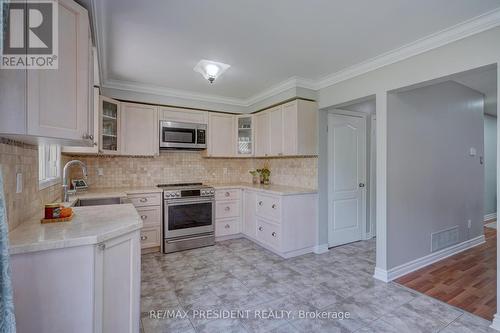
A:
395,223,497,320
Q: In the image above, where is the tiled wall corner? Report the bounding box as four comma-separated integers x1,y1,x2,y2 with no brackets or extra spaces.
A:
0,139,61,231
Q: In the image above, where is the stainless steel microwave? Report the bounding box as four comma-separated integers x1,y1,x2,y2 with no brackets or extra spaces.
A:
159,121,207,150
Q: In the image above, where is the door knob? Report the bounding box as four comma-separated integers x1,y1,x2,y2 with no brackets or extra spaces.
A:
359,183,365,188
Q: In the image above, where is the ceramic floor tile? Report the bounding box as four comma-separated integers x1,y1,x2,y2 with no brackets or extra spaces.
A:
140,238,493,333
439,313,498,333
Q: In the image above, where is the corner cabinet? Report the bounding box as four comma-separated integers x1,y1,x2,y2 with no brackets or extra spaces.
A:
236,115,254,156
11,230,141,333
0,0,94,146
100,96,121,154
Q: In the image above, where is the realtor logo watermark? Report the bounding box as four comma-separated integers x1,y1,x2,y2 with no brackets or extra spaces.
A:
1,0,58,69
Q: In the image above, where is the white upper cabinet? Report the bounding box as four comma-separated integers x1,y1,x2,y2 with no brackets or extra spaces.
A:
120,103,159,156
268,106,284,156
236,115,253,156
0,0,92,146
254,111,270,157
159,106,208,124
207,113,235,157
282,100,318,156
100,96,121,154
27,0,91,142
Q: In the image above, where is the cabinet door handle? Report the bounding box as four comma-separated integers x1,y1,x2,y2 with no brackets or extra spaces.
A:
140,198,148,203
225,224,230,229
141,235,148,241
88,134,94,141
258,201,263,206
97,243,106,250
225,192,230,197
258,226,263,231
140,215,147,220
272,204,277,209
272,232,277,237
225,206,230,211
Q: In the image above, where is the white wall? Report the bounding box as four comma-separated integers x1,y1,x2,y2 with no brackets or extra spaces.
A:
387,81,484,268
485,114,498,216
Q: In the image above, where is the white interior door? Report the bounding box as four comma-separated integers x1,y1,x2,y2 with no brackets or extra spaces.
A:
328,114,366,247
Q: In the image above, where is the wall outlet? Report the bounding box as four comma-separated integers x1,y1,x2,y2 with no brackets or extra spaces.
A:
469,148,477,157
16,173,22,193
467,219,472,229
97,168,104,176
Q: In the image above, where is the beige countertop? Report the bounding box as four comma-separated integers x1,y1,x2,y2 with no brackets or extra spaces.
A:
66,186,162,203
9,204,143,255
209,183,317,195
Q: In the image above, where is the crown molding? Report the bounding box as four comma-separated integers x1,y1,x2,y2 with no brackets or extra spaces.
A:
315,7,500,89
97,7,500,110
102,79,248,106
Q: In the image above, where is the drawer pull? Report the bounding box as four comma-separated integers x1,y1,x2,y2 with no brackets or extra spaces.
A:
258,201,263,206
225,192,230,197
141,235,148,241
272,232,277,237
140,215,147,220
258,226,263,231
272,204,277,209
225,206,230,211
225,224,230,229
97,243,106,250
139,198,148,203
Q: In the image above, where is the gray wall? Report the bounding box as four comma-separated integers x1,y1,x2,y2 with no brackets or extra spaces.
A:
387,81,484,268
484,114,497,216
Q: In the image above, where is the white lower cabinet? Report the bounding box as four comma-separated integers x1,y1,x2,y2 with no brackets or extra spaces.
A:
244,189,317,258
95,232,141,333
127,192,163,251
215,189,241,238
11,230,141,333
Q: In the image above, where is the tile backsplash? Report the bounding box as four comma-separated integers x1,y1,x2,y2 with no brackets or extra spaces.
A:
65,152,318,189
0,137,317,232
0,139,61,231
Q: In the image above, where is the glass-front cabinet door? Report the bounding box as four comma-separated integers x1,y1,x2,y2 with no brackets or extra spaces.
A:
99,96,120,154
236,115,253,156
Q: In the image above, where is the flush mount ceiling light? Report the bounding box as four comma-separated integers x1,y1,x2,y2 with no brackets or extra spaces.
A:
193,60,230,84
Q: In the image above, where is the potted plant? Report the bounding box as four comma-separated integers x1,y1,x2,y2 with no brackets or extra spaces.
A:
249,170,259,184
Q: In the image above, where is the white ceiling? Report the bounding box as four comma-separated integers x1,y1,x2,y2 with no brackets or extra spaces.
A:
96,0,500,103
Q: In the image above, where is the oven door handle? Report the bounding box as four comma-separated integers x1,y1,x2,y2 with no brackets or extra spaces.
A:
165,197,214,205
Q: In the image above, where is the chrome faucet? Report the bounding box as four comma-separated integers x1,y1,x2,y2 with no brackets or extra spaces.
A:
62,160,88,202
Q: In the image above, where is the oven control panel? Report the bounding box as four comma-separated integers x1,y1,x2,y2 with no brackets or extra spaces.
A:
163,188,215,199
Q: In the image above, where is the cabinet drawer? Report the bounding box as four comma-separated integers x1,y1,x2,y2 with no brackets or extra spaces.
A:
256,194,281,222
136,206,161,228
256,219,281,251
215,189,240,201
216,200,240,219
215,218,240,237
127,193,162,207
140,227,161,249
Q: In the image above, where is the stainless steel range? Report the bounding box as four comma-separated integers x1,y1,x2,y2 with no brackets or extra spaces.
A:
158,183,215,253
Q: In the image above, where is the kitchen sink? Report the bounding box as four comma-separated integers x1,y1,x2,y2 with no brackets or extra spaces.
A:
72,197,129,207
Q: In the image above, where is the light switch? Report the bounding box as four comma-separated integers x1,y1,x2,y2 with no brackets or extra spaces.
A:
16,173,22,193
469,148,477,157
97,168,104,176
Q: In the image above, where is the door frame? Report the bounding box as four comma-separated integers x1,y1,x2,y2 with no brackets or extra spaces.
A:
327,109,369,247
369,114,377,238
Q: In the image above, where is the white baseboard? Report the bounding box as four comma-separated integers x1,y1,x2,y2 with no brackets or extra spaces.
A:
484,213,497,222
313,244,329,254
374,235,485,282
373,267,390,283
491,314,500,331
